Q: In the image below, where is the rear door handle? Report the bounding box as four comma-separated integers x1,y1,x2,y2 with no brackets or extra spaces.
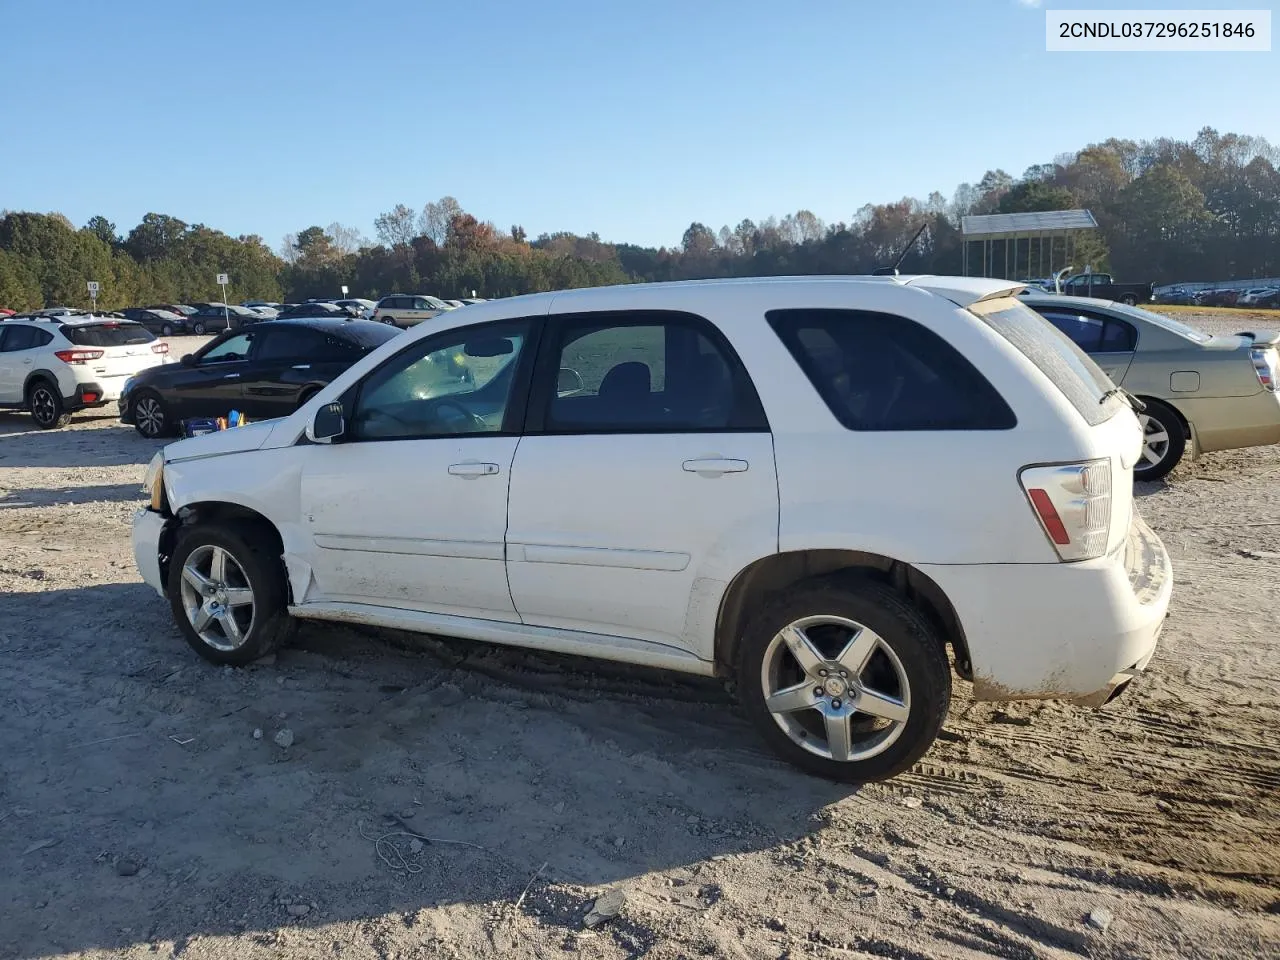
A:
682,457,749,476
448,462,500,478
223,373,240,379
292,364,310,370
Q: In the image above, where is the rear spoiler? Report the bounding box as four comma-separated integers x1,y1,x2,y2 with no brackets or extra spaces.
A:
901,277,1026,308
1235,330,1280,347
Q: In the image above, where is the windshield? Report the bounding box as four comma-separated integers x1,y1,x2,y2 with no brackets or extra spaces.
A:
970,298,1121,427
65,323,155,347
1108,302,1212,343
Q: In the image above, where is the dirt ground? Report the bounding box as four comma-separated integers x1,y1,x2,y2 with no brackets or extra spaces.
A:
1,320,1278,960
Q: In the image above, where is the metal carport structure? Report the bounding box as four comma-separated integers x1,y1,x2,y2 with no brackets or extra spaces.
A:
960,209,1098,280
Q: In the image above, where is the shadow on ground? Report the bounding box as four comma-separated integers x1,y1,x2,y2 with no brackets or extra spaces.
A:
0,582,851,959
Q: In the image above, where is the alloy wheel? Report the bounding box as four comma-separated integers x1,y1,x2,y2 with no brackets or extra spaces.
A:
760,615,911,763
179,545,256,652
135,396,165,437
1138,413,1170,469
31,386,58,425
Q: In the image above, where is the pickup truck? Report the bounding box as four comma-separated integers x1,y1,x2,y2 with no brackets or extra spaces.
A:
1056,273,1155,305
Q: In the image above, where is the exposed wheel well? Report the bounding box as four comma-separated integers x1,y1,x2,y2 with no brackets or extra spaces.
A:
715,550,972,680
160,501,287,596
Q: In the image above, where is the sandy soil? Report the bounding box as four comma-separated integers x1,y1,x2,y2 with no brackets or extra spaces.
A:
1,322,1278,960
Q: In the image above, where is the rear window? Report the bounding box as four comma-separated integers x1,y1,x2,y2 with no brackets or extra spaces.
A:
341,322,401,349
1110,302,1211,343
971,300,1120,427
767,309,1016,431
64,323,156,348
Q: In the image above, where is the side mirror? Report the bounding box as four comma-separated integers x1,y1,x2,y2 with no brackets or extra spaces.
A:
556,367,584,397
181,354,195,367
306,401,345,443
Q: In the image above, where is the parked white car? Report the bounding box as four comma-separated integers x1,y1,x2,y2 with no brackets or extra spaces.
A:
133,276,1171,781
0,316,171,428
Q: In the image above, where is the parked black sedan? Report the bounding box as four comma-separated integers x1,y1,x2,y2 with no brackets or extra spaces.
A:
184,303,264,334
275,301,363,320
119,307,193,336
119,318,400,437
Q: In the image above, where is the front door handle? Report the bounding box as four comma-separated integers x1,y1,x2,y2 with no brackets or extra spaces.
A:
223,373,241,379
448,462,500,478
292,364,310,370
683,457,749,477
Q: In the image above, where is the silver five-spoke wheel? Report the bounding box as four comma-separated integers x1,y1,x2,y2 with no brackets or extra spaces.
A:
1138,413,1169,469
761,615,910,763
179,545,256,652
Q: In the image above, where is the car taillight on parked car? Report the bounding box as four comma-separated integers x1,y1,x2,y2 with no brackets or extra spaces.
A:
53,349,105,364
1019,460,1112,562
151,342,169,354
1251,346,1278,391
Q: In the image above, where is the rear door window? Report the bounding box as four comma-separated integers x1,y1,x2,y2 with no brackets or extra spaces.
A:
1035,309,1137,353
254,327,322,360
767,308,1016,431
970,299,1121,427
64,323,156,348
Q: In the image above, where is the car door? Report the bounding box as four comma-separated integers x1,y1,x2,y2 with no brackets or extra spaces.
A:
1037,307,1137,383
237,325,322,418
296,317,537,619
504,310,778,654
168,331,257,417
0,325,42,403
0,325,32,402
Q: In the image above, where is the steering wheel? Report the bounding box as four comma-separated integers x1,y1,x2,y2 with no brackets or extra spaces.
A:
432,398,489,432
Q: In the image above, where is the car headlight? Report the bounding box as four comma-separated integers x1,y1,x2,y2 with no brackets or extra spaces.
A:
141,452,165,510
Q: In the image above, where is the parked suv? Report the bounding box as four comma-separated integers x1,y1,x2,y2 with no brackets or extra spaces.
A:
0,317,170,428
132,276,1171,781
372,294,452,327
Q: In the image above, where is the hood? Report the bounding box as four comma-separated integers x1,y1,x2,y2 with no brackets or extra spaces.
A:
164,418,285,463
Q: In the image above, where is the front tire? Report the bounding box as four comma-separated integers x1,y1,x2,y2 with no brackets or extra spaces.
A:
737,578,951,782
168,522,294,665
1120,294,1138,306
1134,399,1186,482
161,323,175,336
192,320,207,335
28,380,71,429
132,390,173,439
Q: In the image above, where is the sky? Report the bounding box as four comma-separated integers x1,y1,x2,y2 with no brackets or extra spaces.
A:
1,0,1276,251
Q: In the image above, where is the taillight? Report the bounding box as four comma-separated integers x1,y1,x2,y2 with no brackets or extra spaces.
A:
1251,347,1278,392
1019,460,1112,562
54,349,105,364
152,342,169,354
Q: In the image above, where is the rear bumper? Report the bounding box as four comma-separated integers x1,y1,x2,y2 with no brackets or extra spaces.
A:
65,382,111,408
1179,391,1280,454
919,512,1171,704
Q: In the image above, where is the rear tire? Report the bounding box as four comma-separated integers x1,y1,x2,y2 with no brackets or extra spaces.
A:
161,323,175,336
193,321,207,335
1120,294,1138,306
295,387,319,411
737,577,951,783
1134,398,1186,482
168,521,295,666
28,380,71,429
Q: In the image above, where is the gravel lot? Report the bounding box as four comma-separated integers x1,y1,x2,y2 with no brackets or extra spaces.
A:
1,320,1278,960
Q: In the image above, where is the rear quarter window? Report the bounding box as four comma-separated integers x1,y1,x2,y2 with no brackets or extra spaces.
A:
971,299,1120,427
64,323,156,347
767,308,1016,431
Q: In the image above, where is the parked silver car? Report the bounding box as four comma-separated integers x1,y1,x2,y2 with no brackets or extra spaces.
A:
1022,293,1280,480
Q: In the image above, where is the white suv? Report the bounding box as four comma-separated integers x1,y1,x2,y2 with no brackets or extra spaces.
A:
0,316,171,428
133,276,1171,781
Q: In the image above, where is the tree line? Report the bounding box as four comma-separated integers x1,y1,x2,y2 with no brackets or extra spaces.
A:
2,127,1277,312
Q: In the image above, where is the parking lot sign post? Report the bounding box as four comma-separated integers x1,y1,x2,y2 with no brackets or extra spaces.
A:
86,280,100,314
340,285,349,297
216,273,230,330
